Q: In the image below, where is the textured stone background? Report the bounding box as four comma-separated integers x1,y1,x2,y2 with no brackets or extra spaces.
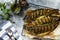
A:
0,0,60,40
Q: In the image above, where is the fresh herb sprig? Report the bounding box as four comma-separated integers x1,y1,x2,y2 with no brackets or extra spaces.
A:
0,3,10,20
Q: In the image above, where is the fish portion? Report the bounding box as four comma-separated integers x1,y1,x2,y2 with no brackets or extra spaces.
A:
23,8,60,36
24,21,59,35
24,15,60,27
24,9,59,23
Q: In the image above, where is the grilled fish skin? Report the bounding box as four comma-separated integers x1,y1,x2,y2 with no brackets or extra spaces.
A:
24,21,59,35
24,9,59,23
24,15,60,27
23,8,60,36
